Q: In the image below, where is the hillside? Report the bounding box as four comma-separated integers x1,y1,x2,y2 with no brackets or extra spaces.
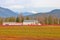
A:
0,7,18,17
28,9,60,18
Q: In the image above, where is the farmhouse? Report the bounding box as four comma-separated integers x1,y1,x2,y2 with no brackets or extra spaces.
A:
23,20,41,25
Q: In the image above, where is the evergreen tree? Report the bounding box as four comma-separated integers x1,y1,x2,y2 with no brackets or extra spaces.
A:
16,17,20,22
44,17,48,24
54,18,58,24
48,15,53,24
26,16,30,20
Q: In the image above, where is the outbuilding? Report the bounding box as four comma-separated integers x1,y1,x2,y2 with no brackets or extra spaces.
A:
3,22,22,25
23,20,41,25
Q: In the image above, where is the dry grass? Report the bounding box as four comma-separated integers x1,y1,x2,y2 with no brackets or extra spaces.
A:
0,25,60,40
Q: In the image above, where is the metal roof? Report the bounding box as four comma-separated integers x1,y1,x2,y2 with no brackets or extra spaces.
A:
23,20,38,22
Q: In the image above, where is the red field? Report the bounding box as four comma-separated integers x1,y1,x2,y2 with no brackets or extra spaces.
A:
0,36,60,40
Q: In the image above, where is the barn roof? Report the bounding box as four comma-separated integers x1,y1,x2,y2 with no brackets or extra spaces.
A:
23,20,38,22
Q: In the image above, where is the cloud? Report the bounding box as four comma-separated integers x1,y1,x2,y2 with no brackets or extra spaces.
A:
25,0,60,8
8,5,24,9
31,11,38,14
0,0,60,8
28,11,38,14
0,0,60,13
0,4,24,13
7,5,24,12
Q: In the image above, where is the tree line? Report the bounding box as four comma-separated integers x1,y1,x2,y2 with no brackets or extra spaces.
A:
0,14,60,25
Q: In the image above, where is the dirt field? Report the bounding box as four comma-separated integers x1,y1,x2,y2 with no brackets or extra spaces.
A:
0,25,60,40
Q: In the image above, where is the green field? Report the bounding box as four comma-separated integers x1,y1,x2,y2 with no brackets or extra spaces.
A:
0,25,60,38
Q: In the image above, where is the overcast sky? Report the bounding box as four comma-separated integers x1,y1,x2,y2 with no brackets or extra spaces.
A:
0,0,60,13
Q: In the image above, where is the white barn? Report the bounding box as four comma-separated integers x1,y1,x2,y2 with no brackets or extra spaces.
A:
23,20,41,25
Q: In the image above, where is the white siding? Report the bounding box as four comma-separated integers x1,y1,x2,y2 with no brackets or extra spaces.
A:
3,22,22,25
23,20,41,25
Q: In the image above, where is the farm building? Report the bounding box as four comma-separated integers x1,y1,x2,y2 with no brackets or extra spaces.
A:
23,20,41,25
3,20,41,25
3,22,22,25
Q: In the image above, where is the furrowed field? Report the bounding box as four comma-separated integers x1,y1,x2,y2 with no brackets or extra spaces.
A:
0,25,60,40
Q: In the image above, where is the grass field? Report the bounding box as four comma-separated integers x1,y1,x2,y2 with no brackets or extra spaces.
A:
0,25,60,40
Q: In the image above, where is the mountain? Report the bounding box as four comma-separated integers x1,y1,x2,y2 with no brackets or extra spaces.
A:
50,9,60,14
49,9,60,17
21,12,34,16
28,9,60,17
0,7,18,17
0,7,60,18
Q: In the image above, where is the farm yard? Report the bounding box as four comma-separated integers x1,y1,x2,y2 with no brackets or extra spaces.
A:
0,25,60,40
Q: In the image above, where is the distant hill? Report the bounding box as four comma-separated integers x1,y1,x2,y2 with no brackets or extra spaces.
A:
0,7,60,18
50,9,60,14
21,12,33,16
28,9,60,18
49,9,60,17
0,7,18,17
